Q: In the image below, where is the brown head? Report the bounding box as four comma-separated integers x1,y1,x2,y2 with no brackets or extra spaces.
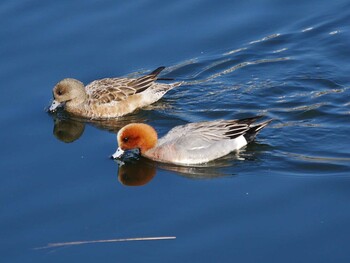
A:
49,78,86,112
112,123,158,159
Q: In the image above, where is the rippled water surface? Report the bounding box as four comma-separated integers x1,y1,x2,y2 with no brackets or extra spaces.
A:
1,0,350,262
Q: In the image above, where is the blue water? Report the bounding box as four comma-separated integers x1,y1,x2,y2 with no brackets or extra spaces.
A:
1,0,350,262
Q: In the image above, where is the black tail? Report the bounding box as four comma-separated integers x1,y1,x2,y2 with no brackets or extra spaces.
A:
236,116,264,125
133,66,166,93
157,77,175,81
149,66,166,77
244,119,273,143
151,67,178,81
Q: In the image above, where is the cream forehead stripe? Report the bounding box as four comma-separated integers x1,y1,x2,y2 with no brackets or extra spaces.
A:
117,126,127,143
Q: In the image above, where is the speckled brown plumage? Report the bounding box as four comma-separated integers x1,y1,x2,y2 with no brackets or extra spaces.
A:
49,67,182,119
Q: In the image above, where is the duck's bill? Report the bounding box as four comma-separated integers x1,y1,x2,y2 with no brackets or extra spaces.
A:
112,147,125,159
111,147,140,161
49,100,63,112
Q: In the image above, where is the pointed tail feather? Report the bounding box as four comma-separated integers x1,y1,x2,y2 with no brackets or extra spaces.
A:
244,119,273,143
157,77,174,81
133,66,166,93
236,116,264,125
151,67,183,88
149,66,166,77
149,67,185,89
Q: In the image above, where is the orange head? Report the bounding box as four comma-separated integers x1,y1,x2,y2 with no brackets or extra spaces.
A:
116,123,158,155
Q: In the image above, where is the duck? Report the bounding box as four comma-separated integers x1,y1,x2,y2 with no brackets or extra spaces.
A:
49,66,181,119
111,116,272,165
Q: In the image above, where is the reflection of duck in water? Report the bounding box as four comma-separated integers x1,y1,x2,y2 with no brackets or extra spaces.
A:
115,157,232,186
53,118,85,143
51,113,146,143
112,116,272,165
49,67,182,119
117,158,157,186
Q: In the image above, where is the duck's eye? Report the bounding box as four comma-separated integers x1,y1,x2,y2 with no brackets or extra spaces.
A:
123,137,129,142
57,90,63,95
